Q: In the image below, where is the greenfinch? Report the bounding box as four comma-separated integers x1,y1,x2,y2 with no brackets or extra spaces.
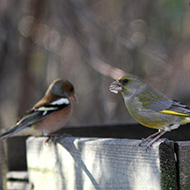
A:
110,74,190,148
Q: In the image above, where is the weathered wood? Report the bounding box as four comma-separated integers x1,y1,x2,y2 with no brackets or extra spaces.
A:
5,123,190,172
7,171,31,190
26,137,177,190
177,141,190,190
7,171,28,181
5,123,190,189
7,181,32,190
0,140,7,190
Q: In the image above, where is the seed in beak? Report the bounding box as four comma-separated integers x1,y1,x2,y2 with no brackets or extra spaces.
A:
109,81,122,94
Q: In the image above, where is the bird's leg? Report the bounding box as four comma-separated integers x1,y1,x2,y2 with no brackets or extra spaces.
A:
139,130,161,146
144,131,161,141
45,136,52,143
145,130,167,151
41,133,59,144
45,133,73,144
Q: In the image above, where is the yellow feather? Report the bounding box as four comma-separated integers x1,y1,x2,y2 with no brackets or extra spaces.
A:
159,110,189,117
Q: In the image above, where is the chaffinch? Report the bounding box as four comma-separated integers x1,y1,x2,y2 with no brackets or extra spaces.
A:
110,74,190,149
0,79,77,139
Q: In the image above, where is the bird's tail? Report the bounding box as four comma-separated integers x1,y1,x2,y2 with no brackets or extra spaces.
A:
0,124,20,139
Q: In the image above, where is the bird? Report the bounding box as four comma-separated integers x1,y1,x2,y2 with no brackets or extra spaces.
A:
0,79,77,139
110,74,190,148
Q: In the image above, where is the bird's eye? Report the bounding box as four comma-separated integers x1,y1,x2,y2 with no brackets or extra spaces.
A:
122,79,129,84
70,87,74,92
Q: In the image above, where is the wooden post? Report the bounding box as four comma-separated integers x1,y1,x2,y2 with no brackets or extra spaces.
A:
177,141,190,190
26,137,177,190
0,140,7,190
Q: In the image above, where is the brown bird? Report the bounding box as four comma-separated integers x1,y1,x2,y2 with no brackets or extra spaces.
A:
0,79,77,139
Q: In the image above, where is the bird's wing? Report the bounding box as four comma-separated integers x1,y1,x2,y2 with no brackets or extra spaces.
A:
0,97,70,139
138,87,172,111
138,87,190,116
159,100,190,116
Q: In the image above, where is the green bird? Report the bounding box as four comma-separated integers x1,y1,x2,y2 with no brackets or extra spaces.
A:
110,74,190,148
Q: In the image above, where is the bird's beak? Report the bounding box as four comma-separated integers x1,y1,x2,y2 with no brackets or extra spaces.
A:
69,94,77,102
109,81,122,94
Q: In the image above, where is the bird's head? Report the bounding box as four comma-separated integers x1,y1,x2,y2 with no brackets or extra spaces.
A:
110,74,146,98
46,79,77,101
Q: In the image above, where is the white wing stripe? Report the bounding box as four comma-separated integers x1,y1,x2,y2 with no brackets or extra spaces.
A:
38,107,57,111
51,98,70,105
36,98,70,112
43,110,48,115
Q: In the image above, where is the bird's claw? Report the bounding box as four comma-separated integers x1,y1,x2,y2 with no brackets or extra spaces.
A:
139,138,147,146
45,133,73,144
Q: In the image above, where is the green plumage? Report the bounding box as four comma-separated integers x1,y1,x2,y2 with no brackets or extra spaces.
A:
110,74,190,147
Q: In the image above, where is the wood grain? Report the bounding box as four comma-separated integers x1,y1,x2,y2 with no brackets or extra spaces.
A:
177,141,190,190
0,140,6,190
26,137,177,190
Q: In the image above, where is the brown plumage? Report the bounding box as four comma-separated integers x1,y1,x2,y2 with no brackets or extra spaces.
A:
0,79,76,139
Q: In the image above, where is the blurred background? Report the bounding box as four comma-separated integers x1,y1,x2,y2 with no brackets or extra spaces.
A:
1,0,190,130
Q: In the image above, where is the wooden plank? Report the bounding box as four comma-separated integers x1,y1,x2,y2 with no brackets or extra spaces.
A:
5,123,190,173
26,137,177,190
7,171,28,181
177,141,190,190
159,142,178,190
0,140,7,190
7,181,32,190
7,171,31,190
